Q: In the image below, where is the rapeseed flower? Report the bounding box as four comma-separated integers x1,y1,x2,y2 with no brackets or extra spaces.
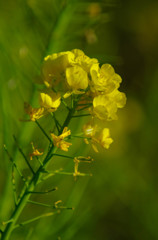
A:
24,103,45,121
51,127,72,151
39,91,61,112
42,51,74,88
70,49,98,72
90,63,122,94
83,124,113,152
29,142,43,160
97,128,113,149
65,65,88,93
83,122,97,137
42,49,98,97
93,90,126,120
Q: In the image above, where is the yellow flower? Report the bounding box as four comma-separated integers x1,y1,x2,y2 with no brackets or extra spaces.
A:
91,128,113,152
93,90,126,120
51,127,72,151
64,50,98,97
71,49,98,72
42,49,99,98
42,51,74,88
97,128,113,149
90,63,122,94
29,142,43,160
83,122,113,152
24,102,45,121
39,91,61,112
83,122,97,137
66,65,88,92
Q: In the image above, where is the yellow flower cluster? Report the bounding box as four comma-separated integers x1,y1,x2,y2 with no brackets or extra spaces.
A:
42,49,126,120
42,49,98,97
25,49,126,152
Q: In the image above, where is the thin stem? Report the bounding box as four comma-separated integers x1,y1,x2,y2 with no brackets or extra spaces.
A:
27,187,57,194
51,112,61,133
72,113,91,118
11,165,17,205
27,200,73,210
77,105,90,111
51,153,74,159
42,169,92,180
61,98,70,110
36,156,43,166
2,220,14,225
71,94,74,109
71,135,91,139
13,211,60,229
13,136,35,175
35,120,52,143
4,145,26,182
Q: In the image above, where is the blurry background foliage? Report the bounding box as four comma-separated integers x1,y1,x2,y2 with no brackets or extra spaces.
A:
0,0,158,239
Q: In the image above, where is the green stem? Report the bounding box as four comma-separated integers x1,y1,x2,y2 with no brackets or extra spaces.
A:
50,112,61,133
13,136,35,175
52,153,74,159
27,187,57,194
72,114,91,118
11,165,17,205
27,200,73,210
35,120,52,143
3,145,26,182
13,211,59,229
1,106,75,240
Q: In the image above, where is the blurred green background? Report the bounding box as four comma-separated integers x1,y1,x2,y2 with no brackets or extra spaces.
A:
0,0,158,239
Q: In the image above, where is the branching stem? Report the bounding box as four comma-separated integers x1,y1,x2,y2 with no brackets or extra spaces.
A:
1,104,76,240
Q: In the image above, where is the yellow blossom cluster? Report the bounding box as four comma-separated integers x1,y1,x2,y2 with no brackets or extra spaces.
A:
25,49,126,152
41,49,126,120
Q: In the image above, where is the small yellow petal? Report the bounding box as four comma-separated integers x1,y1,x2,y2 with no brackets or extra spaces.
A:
66,65,88,91
51,127,71,152
39,92,61,112
24,103,45,121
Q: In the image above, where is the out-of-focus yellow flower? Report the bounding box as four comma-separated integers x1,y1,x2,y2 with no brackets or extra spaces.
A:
66,65,88,92
29,142,43,160
90,64,122,94
88,3,101,18
97,128,113,149
83,124,113,152
51,127,72,151
24,102,45,121
83,122,97,137
39,92,61,112
93,90,126,120
85,29,97,44
92,128,113,152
